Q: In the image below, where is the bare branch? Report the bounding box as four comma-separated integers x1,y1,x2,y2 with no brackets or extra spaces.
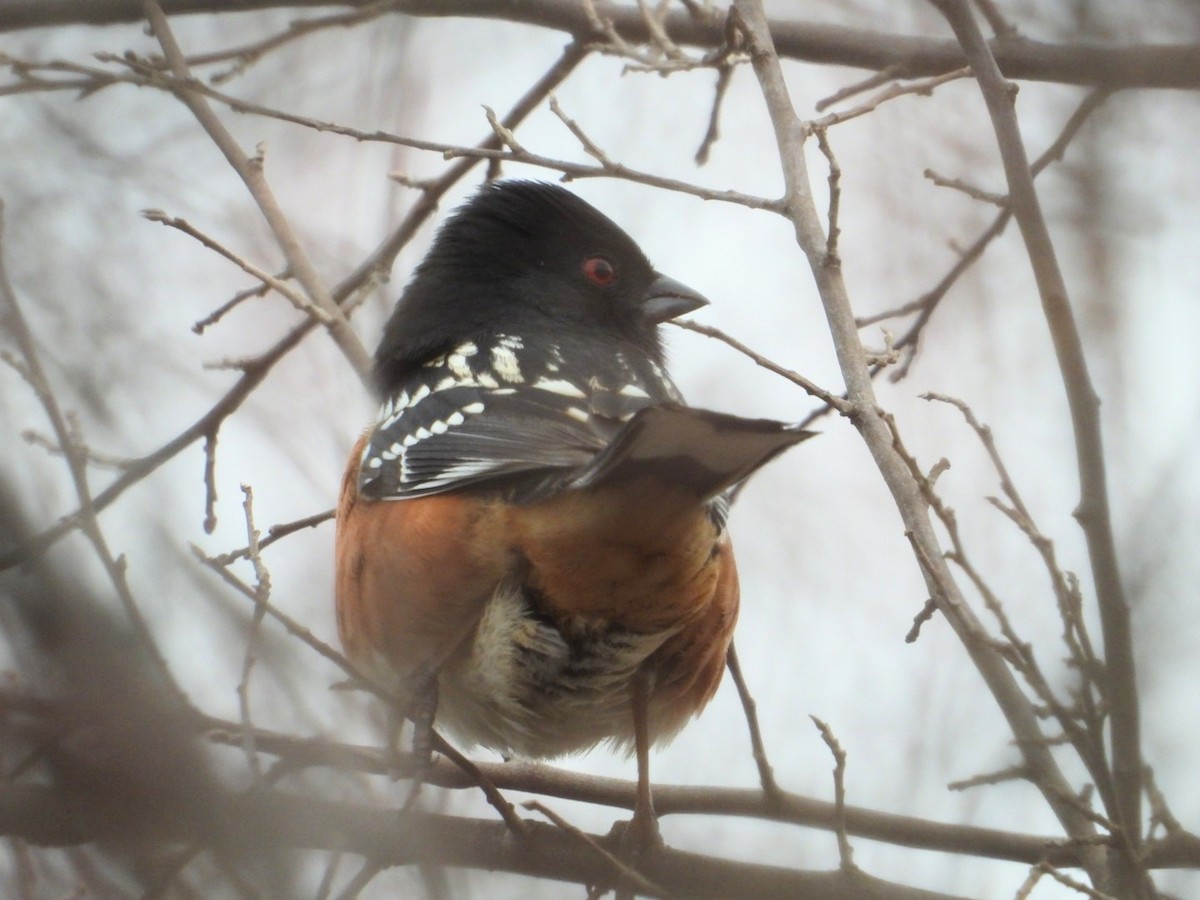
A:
671,319,848,415
725,642,780,800
810,717,855,871
927,3,1143,893
729,0,1107,882
234,484,271,786
811,67,971,129
0,203,181,705
4,1,1200,90
0,785,974,900
140,0,373,378
143,210,332,324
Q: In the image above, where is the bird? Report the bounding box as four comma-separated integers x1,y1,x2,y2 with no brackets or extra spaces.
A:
335,180,813,846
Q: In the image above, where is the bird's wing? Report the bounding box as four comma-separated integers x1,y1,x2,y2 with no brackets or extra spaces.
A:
357,335,677,502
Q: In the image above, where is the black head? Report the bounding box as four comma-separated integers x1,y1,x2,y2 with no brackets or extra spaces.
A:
374,181,707,393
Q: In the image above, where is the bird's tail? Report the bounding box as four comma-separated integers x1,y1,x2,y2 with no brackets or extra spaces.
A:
572,404,815,500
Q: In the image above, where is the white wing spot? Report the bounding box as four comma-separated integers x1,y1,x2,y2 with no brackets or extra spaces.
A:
447,353,473,378
617,384,651,399
491,345,523,383
463,402,485,414
409,383,431,406
446,411,466,426
533,378,587,398
497,334,524,351
367,456,382,469
380,391,409,426
430,419,449,435
565,407,591,423
415,426,432,441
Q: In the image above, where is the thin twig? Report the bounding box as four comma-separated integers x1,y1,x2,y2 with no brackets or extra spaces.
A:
725,642,780,801
332,858,383,900
810,716,855,871
923,168,1007,205
813,127,841,263
815,65,903,111
17,428,134,470
884,407,1114,808
549,95,613,165
211,509,336,565
202,428,218,534
439,143,782,211
948,765,1029,792
695,55,735,164
184,2,396,84
670,319,849,413
192,278,276,334
923,393,1105,702
811,67,971,129
235,485,270,786
143,210,331,323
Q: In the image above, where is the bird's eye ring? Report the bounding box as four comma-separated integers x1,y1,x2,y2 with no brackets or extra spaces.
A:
582,255,618,287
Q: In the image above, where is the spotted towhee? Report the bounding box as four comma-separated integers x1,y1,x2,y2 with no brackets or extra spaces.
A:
336,181,812,841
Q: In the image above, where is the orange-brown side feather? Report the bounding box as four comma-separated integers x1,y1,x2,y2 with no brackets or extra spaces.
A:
649,536,739,735
510,477,724,629
510,476,739,735
335,435,511,683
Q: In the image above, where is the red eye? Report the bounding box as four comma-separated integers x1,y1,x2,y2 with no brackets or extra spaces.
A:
582,255,617,287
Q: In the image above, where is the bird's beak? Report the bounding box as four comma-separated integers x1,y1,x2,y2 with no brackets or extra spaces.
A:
640,273,710,324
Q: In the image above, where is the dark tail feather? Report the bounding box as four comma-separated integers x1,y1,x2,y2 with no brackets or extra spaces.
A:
573,404,815,499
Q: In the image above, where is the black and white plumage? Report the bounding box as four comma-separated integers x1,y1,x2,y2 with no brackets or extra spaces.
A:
358,180,807,508
358,331,684,502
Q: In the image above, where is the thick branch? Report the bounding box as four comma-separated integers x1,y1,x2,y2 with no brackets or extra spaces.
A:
0,785,969,900
928,2,1143,895
729,0,1109,885
193,713,1107,869
2,1,1198,90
